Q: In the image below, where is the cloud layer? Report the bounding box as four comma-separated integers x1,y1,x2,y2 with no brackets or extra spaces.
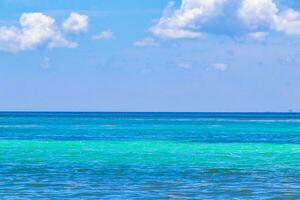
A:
0,12,88,53
151,0,300,39
1,0,300,53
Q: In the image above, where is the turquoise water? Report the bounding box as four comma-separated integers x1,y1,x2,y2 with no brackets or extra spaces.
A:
0,113,299,199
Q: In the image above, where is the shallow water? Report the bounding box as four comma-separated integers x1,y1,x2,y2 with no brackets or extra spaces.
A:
0,112,299,199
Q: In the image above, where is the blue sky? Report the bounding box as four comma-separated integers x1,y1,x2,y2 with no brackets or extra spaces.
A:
1,0,300,112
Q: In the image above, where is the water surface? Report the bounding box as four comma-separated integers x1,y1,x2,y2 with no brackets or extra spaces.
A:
0,112,299,199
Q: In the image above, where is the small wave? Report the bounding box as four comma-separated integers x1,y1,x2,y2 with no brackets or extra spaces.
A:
117,118,300,123
101,124,116,127
0,124,39,128
212,119,300,122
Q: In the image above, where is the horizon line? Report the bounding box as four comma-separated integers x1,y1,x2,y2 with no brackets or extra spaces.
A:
0,111,298,114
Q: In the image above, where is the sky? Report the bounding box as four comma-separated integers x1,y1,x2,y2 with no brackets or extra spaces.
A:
1,0,300,112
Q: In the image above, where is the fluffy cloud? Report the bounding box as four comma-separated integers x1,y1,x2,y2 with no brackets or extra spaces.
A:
151,0,227,39
134,38,159,47
0,12,81,53
151,0,300,39
63,12,89,33
238,0,277,27
238,0,300,35
48,34,77,49
92,30,114,40
274,9,300,35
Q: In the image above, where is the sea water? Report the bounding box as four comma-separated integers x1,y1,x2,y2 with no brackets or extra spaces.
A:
0,112,299,199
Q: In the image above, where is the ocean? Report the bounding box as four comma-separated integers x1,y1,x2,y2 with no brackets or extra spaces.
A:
0,112,299,199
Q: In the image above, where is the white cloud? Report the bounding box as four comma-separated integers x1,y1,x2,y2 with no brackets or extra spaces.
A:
151,0,227,39
238,0,300,35
274,9,300,35
238,0,278,27
214,63,228,71
48,34,78,49
63,12,88,33
93,30,114,40
134,38,159,47
0,12,80,53
248,31,268,41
